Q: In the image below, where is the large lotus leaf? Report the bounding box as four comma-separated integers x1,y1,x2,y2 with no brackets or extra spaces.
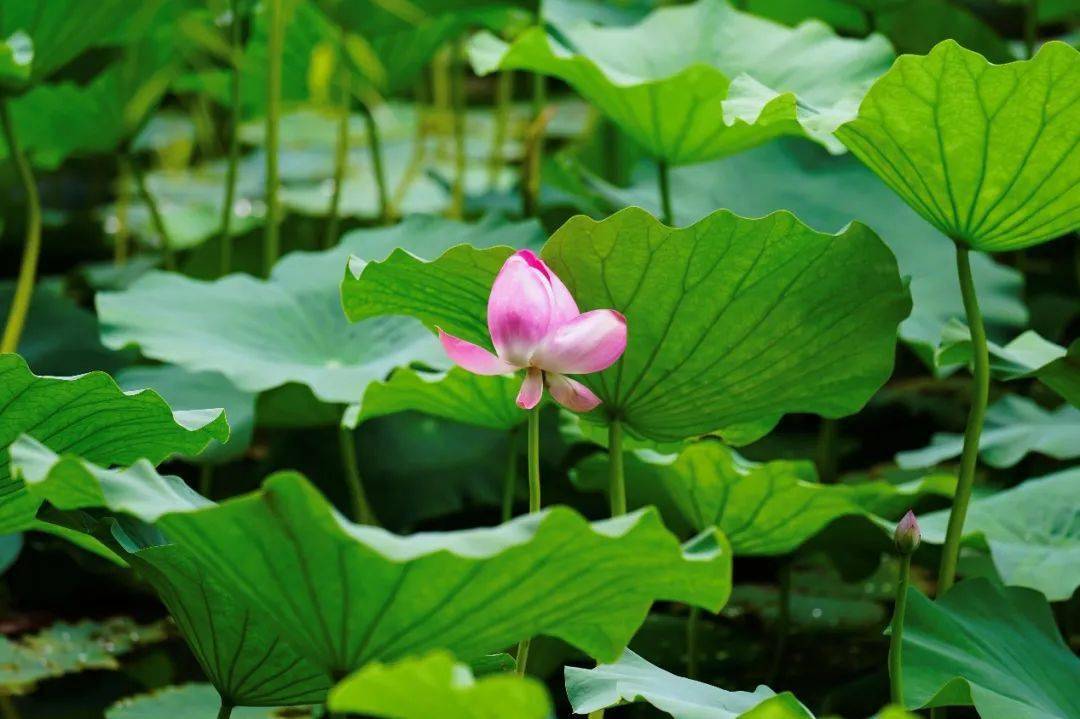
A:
917,467,1080,601
329,651,551,719
1,278,135,376
107,684,293,719
345,207,911,443
14,441,733,679
116,366,255,464
897,395,1080,469
97,217,541,405
837,40,1080,252
902,579,1080,718
0,0,131,89
0,354,228,534
0,618,168,695
935,323,1079,407
344,367,526,432
573,441,953,554
580,138,1027,366
2,33,180,168
469,0,893,163
564,649,813,718
125,543,331,706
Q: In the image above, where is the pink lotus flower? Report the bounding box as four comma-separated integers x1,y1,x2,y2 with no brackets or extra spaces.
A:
437,249,627,412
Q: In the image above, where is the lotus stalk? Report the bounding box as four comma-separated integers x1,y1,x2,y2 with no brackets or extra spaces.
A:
890,510,921,705
130,156,176,271
325,32,351,248
0,102,41,355
263,0,284,276
219,0,242,275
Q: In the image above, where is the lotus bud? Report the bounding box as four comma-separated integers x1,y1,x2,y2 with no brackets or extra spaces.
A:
894,510,921,555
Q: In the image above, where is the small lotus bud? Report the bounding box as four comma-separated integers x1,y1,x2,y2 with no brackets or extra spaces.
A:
894,510,921,555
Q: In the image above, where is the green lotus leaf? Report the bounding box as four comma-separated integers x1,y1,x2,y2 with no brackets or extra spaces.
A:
1,278,135,376
573,441,953,554
116,365,256,464
916,467,1080,601
935,322,1079,407
98,217,540,405
106,684,295,719
125,543,331,706
0,354,228,533
345,207,911,443
0,618,168,695
837,40,1080,252
896,395,1080,469
328,651,551,719
469,0,894,163
580,138,1027,366
2,33,179,168
564,649,814,718
0,0,130,89
14,440,733,679
345,367,526,432
902,579,1080,718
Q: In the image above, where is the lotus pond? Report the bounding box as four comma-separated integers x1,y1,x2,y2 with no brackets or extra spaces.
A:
0,1,1077,718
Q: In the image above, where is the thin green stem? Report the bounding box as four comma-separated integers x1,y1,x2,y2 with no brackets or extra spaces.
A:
608,420,626,516
1024,0,1039,59
0,695,22,719
768,561,792,683
657,159,673,226
532,73,547,114
889,554,912,706
325,51,350,248
263,0,284,276
216,701,234,719
515,405,542,675
219,0,242,275
360,102,390,225
487,69,512,189
686,606,700,679
449,38,467,219
501,426,519,523
199,464,214,498
339,425,378,525
815,418,839,483
937,243,990,595
0,100,43,354
115,156,132,266
130,157,176,271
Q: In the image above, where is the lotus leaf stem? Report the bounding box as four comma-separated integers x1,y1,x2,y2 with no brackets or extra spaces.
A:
338,426,378,525
360,102,390,226
216,701,233,719
219,0,242,275
130,156,176,271
325,39,351,248
263,0,284,276
657,159,673,226
608,419,625,516
450,38,467,218
488,69,513,189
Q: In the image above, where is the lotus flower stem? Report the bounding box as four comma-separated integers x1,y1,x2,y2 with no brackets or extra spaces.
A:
501,426,520,523
325,41,351,248
487,69,513,189
338,426,378,525
219,0,242,274
130,156,176,271
216,701,233,719
937,244,989,595
360,102,390,226
515,405,543,675
263,0,284,276
657,159,673,226
889,553,911,705
608,420,626,516
450,37,467,219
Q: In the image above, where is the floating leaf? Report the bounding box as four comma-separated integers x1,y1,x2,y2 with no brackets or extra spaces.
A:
106,684,297,719
917,467,1080,601
573,441,953,554
896,395,1080,469
346,208,910,443
902,579,1080,718
564,649,814,718
469,0,893,163
345,367,525,431
98,217,540,406
0,354,228,533
14,442,733,679
0,618,168,695
837,40,1080,252
116,365,256,464
329,651,551,719
580,138,1027,366
935,323,1079,407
